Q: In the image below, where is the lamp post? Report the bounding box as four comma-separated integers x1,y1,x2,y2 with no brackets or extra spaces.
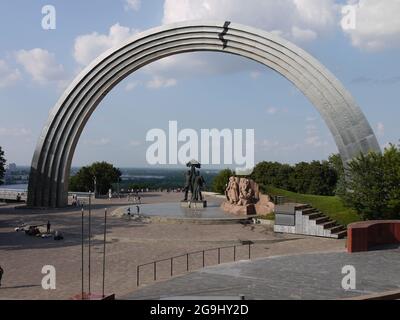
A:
88,192,92,296
102,208,107,297
117,177,121,199
81,207,84,300
93,176,97,199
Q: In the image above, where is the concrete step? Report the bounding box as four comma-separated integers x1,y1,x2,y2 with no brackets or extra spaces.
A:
320,220,337,229
302,208,317,215
333,229,347,239
315,216,330,224
307,212,323,219
327,225,345,234
274,202,348,240
295,204,311,211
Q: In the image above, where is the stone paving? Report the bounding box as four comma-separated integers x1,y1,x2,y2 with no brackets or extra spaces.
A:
0,192,346,300
125,247,400,300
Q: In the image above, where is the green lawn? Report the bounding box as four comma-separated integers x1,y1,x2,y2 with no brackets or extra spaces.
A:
266,186,360,226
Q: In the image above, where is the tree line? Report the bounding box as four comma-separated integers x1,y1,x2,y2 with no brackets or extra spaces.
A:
212,143,400,220
2,141,399,220
250,159,338,196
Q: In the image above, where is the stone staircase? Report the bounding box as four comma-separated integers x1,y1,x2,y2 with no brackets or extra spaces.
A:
274,204,347,239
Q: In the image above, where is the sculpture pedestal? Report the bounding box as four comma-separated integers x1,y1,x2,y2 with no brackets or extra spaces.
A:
181,200,207,208
221,202,256,215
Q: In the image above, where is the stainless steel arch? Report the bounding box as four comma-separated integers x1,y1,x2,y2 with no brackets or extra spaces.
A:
27,21,380,208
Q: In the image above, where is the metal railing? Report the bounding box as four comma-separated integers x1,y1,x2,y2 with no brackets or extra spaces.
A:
136,243,252,287
0,189,28,201
272,195,286,205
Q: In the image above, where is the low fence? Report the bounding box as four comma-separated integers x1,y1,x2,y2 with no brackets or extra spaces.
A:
137,242,253,286
0,189,28,202
0,189,95,203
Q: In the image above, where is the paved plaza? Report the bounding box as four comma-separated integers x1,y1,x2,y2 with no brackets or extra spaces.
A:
0,192,350,300
125,248,400,300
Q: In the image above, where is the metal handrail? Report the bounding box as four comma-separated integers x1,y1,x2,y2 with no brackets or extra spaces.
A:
136,243,252,286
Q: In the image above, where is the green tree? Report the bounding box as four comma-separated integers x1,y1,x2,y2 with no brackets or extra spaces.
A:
251,161,294,190
69,161,121,195
328,153,346,196
212,168,234,194
344,144,400,220
251,160,337,196
290,161,337,195
0,146,6,185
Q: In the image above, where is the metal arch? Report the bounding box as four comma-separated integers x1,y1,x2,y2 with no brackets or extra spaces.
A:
27,21,380,207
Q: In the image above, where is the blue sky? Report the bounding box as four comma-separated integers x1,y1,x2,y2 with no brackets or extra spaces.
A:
0,0,399,168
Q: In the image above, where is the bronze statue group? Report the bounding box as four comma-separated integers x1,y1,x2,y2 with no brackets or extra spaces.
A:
183,162,206,202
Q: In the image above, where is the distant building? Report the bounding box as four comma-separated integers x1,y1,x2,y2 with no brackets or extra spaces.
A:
6,163,17,172
3,164,29,185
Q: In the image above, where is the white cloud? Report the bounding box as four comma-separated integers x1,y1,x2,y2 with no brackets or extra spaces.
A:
257,139,280,150
376,122,385,137
0,127,32,137
266,107,278,115
74,23,139,66
125,0,141,11
146,76,177,89
305,122,328,147
125,80,140,91
163,0,336,42
84,138,111,146
0,60,21,88
291,26,317,42
150,0,338,82
250,71,261,79
142,52,261,82
15,48,66,85
342,0,400,51
305,135,328,147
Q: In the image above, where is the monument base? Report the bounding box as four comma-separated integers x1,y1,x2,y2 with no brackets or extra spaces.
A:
221,202,256,215
254,194,275,215
180,200,207,208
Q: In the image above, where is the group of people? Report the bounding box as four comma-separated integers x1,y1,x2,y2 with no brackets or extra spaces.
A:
126,205,141,218
71,194,81,207
127,194,141,204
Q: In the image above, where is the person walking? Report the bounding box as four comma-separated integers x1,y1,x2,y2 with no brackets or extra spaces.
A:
47,221,51,233
0,265,4,287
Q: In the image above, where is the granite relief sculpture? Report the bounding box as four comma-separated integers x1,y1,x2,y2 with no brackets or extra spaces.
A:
222,176,274,215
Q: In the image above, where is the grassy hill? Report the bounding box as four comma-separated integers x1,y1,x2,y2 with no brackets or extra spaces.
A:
265,186,360,226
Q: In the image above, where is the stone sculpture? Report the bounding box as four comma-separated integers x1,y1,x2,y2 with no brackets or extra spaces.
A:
222,176,274,215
